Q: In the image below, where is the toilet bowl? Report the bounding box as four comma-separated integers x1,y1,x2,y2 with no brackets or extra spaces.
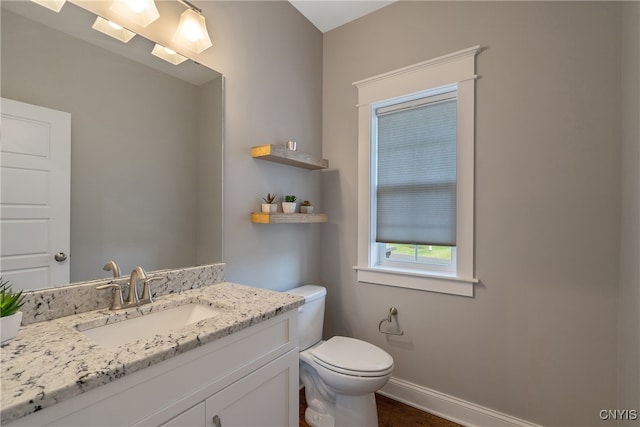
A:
302,336,393,394
285,285,394,427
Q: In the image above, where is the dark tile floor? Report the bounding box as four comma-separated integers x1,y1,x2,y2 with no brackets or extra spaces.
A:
299,389,463,427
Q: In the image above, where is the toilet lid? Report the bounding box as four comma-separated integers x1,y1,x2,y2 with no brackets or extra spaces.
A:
311,336,393,377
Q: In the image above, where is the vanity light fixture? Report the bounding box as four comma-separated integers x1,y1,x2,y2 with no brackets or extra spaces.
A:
92,17,136,43
151,44,188,65
173,0,213,54
30,0,66,12
110,0,160,28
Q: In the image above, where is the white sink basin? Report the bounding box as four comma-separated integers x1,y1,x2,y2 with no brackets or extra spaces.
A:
79,303,223,349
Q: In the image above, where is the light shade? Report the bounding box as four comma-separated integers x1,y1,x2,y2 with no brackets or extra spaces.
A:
110,0,160,28
151,44,188,65
173,8,213,54
30,0,66,12
92,17,136,43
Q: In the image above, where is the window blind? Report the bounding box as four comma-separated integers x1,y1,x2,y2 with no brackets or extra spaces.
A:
375,92,457,246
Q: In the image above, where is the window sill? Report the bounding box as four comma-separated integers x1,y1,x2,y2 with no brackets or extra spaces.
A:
353,266,477,297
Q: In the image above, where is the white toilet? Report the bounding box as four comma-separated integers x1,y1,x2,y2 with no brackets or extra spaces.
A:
286,285,394,427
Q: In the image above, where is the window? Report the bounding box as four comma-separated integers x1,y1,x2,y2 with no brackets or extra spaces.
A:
353,47,480,297
375,87,457,274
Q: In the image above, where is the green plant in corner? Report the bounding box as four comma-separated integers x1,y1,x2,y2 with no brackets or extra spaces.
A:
262,193,277,204
284,195,297,203
0,278,25,318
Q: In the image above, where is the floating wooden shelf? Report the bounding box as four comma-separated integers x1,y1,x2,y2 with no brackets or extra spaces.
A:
251,212,329,224
251,144,329,170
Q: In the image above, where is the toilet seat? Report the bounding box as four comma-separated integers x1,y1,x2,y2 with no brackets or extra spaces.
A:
310,336,394,378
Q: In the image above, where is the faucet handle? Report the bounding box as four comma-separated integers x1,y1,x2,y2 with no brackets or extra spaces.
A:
140,277,162,304
96,283,124,310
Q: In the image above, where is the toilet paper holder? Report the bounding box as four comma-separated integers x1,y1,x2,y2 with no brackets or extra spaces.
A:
378,307,404,336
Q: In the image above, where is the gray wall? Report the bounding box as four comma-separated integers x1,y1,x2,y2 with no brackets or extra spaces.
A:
199,1,324,290
197,76,224,265
322,2,624,426
619,1,640,421
1,10,219,283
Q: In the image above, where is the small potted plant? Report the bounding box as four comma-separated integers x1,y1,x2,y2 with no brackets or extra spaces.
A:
300,200,314,214
261,193,278,213
282,195,297,213
1,278,25,345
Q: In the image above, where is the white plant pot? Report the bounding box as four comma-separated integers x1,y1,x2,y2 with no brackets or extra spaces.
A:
261,203,277,213
282,202,297,214
300,206,314,214
1,311,23,345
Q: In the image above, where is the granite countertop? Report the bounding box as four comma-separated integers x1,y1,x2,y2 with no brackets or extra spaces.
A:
0,282,303,424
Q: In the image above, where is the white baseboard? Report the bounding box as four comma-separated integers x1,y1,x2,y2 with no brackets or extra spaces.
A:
378,377,542,427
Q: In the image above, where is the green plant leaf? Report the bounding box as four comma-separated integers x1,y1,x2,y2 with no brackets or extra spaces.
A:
0,278,25,317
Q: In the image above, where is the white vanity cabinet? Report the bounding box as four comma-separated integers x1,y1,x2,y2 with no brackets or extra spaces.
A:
8,310,299,427
204,350,297,427
159,350,298,427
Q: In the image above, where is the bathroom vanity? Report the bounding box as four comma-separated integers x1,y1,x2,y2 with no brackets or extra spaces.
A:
0,275,303,426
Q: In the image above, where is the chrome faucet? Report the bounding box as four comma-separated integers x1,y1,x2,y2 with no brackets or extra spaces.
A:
126,266,147,305
126,266,161,306
97,265,160,310
102,260,121,278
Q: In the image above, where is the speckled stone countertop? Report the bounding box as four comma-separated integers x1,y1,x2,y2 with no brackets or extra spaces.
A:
0,282,303,424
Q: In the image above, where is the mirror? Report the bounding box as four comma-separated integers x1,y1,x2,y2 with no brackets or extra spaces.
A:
1,1,223,289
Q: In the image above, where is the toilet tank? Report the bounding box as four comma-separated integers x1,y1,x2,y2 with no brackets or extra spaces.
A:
285,285,326,350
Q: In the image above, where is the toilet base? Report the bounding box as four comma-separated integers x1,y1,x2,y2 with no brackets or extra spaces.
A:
335,393,378,427
304,393,379,427
305,407,335,427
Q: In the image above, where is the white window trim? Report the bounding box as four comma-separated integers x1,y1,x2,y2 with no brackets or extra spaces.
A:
353,46,480,297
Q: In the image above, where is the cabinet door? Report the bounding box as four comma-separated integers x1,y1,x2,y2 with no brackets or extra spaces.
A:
160,402,205,427
205,349,298,427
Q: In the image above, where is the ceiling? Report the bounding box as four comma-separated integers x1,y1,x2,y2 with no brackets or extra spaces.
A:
288,0,396,33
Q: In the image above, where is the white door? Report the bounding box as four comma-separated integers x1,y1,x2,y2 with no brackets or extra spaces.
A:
0,97,71,290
